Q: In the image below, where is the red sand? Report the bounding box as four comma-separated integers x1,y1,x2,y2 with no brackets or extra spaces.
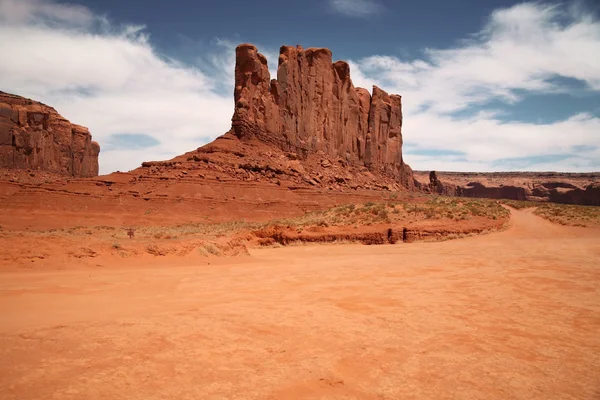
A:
1,208,599,399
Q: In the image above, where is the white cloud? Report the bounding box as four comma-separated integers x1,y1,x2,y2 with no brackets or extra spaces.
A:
0,0,95,27
0,0,233,175
348,2,600,171
327,0,383,18
403,112,600,172
352,2,600,114
1,0,599,175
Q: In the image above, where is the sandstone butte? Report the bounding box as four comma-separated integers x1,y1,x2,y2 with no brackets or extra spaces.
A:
232,44,414,189
0,91,99,178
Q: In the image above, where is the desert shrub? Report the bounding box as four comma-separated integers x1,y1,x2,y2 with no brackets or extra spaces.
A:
202,242,221,256
501,199,535,209
533,203,600,227
146,245,160,255
377,209,390,221
330,216,341,224
333,203,356,215
424,210,436,219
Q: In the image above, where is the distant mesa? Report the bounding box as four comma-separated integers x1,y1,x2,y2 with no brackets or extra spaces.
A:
415,171,600,206
0,91,99,177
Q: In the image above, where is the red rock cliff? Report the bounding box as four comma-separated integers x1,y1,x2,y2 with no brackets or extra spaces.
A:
0,92,99,177
231,44,414,189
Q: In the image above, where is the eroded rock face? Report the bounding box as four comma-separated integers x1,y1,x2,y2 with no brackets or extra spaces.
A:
548,183,600,206
0,92,99,177
457,182,527,201
231,44,414,189
423,170,456,195
413,171,600,205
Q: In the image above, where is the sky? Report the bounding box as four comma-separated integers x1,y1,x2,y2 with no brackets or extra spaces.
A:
0,0,599,174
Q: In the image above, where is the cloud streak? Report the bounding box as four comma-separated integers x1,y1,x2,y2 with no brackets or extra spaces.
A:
0,0,95,26
327,0,383,18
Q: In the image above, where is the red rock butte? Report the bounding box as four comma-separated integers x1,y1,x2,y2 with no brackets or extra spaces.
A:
0,91,99,177
231,44,414,189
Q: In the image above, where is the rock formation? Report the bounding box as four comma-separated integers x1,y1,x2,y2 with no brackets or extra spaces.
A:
456,182,527,201
0,91,99,177
231,44,414,189
414,171,600,205
548,183,600,206
424,170,456,196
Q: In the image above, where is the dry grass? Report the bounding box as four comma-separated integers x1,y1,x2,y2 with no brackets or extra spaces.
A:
500,199,537,209
405,196,510,221
23,196,510,240
140,220,253,239
493,199,600,227
202,242,221,256
245,196,507,231
533,203,600,227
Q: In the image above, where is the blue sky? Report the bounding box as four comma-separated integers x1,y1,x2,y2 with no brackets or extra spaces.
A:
79,0,521,59
0,0,599,173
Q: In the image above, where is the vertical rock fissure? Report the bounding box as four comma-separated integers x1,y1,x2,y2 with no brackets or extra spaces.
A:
230,44,414,189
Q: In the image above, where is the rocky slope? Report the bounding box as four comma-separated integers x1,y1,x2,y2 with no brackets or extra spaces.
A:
0,91,99,177
415,171,600,206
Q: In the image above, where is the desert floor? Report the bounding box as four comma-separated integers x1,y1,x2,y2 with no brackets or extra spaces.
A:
1,208,599,399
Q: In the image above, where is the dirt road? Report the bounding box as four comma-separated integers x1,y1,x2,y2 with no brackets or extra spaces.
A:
1,208,599,399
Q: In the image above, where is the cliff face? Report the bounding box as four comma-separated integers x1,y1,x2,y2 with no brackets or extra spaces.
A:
456,182,527,201
414,171,600,205
548,183,600,206
231,44,414,189
0,92,99,177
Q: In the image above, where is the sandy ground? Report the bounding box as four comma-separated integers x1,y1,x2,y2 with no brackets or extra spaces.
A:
1,208,599,399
